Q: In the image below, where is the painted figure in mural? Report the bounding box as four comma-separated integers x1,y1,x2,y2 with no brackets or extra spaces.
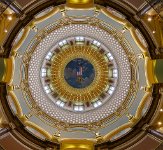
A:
64,58,95,89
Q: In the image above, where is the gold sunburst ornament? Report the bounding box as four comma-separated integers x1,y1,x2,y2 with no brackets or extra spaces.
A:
50,44,109,104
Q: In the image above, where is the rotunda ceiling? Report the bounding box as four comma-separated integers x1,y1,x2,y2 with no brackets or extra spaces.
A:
2,3,153,141
18,14,139,131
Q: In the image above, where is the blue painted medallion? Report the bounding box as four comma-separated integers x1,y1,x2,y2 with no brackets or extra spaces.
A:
64,58,95,89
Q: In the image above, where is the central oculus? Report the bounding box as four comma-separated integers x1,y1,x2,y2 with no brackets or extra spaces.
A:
64,58,95,89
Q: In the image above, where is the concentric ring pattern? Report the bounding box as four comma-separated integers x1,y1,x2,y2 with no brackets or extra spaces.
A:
22,17,138,129
50,44,109,103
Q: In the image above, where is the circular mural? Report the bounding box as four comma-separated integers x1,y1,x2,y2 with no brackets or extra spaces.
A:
64,58,95,89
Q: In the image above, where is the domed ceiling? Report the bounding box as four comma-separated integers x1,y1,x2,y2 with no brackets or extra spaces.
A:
0,0,162,150
9,4,148,137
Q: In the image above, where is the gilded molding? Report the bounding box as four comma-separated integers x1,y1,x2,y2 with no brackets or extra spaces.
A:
50,44,108,103
103,122,133,142
66,0,94,9
60,139,95,150
100,6,148,52
12,27,30,53
34,7,59,24
0,57,15,84
8,91,23,118
25,121,53,140
145,57,158,86
12,7,59,53
135,92,152,120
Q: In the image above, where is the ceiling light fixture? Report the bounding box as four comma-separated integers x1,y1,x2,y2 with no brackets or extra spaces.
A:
152,31,156,34
158,122,162,125
7,16,12,21
147,17,152,22
160,109,163,112
4,29,7,33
